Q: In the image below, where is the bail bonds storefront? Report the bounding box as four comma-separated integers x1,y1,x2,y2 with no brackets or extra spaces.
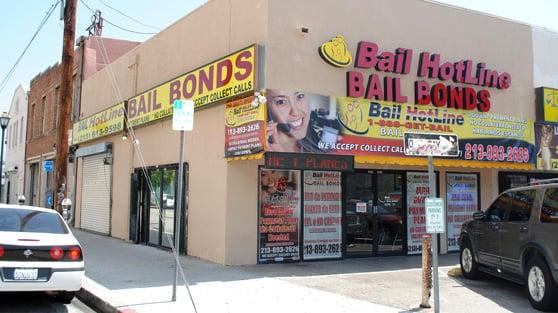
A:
239,29,535,262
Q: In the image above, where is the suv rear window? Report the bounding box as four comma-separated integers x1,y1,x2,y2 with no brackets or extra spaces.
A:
541,188,558,223
0,208,68,234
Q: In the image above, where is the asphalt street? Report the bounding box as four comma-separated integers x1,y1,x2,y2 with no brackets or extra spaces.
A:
0,292,96,313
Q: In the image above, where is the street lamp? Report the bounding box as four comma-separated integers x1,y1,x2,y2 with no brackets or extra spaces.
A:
0,112,10,203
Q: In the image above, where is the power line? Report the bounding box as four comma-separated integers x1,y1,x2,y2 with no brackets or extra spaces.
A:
0,1,60,93
96,0,160,31
79,0,157,35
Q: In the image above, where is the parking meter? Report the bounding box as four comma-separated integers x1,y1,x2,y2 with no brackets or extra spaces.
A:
61,198,72,222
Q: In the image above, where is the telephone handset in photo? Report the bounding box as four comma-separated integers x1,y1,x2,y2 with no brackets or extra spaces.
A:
268,118,292,144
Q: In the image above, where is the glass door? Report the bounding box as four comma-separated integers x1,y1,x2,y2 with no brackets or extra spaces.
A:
161,168,176,248
344,171,405,256
145,167,178,248
135,164,188,253
148,169,162,245
376,171,404,255
345,172,375,256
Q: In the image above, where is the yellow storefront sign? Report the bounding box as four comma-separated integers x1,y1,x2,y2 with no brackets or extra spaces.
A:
224,96,266,157
542,87,558,122
127,45,257,127
72,103,125,145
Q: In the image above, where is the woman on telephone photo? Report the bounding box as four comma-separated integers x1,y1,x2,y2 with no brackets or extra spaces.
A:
265,89,340,153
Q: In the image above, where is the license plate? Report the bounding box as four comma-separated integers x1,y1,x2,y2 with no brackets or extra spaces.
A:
13,268,38,280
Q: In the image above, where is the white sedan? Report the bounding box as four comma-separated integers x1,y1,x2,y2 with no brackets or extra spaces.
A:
0,205,84,303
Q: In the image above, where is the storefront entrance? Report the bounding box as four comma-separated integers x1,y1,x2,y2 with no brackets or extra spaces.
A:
130,164,188,253
344,171,405,256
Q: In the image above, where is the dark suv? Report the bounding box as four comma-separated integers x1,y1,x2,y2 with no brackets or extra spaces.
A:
459,181,558,311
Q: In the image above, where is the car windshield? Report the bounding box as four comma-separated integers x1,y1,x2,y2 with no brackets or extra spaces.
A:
0,208,68,234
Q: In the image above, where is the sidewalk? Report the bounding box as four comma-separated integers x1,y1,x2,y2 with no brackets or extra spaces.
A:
73,229,537,313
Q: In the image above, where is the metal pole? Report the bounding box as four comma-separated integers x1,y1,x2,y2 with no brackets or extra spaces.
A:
428,155,440,313
172,130,185,301
0,128,5,203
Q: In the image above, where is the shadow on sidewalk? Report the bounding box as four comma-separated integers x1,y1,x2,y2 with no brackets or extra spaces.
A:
448,274,546,313
74,228,459,290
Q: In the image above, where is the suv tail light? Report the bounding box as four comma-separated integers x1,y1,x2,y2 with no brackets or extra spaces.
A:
68,246,81,261
0,245,4,257
50,247,64,261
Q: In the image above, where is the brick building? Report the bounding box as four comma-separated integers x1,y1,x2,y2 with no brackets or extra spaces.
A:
25,36,139,207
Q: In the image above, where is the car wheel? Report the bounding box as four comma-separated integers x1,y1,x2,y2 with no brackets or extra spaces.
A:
55,291,75,304
525,256,558,311
460,239,481,279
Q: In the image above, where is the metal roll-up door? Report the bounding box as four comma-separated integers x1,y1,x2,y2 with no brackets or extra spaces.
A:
80,153,111,234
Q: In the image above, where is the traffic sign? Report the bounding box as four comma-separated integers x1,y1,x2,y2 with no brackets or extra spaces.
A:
404,132,459,157
425,198,445,233
172,99,194,131
43,160,54,173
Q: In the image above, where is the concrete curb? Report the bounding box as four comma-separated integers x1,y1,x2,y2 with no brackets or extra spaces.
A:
77,277,135,313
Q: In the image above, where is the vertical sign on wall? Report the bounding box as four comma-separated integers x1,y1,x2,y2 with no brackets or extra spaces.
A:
303,171,342,260
406,172,435,255
258,169,301,263
446,173,478,252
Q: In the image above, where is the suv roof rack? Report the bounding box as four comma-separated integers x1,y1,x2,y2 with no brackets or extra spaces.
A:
524,178,558,186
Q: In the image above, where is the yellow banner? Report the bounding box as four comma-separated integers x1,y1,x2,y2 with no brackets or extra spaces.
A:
127,45,256,127
72,103,125,145
543,88,558,122
225,96,266,157
264,88,535,167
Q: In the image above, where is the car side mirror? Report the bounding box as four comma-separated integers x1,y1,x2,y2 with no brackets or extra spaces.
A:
473,211,485,221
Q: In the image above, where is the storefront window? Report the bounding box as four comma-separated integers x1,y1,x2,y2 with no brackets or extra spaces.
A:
258,169,301,263
406,172,435,255
499,172,558,193
302,171,342,260
446,173,479,252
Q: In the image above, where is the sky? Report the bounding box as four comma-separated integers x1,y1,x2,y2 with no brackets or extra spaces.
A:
0,0,557,113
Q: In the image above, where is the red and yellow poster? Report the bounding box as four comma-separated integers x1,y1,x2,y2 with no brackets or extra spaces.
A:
225,96,265,157
264,89,535,166
258,169,301,263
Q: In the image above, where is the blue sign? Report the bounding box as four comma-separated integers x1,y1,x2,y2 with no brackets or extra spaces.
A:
45,190,54,208
43,160,54,173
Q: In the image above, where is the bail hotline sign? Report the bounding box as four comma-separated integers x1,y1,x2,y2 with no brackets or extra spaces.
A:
318,35,511,113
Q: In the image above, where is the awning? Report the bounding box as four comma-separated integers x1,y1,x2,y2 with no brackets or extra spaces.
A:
355,155,534,170
227,152,264,161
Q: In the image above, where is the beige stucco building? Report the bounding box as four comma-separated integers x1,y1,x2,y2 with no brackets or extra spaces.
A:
73,0,557,265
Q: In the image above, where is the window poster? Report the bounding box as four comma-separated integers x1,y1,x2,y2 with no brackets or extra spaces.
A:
406,172,435,255
258,169,301,263
303,171,342,260
446,173,478,252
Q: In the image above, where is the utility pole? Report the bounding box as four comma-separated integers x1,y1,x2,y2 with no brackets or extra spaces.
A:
54,0,77,213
